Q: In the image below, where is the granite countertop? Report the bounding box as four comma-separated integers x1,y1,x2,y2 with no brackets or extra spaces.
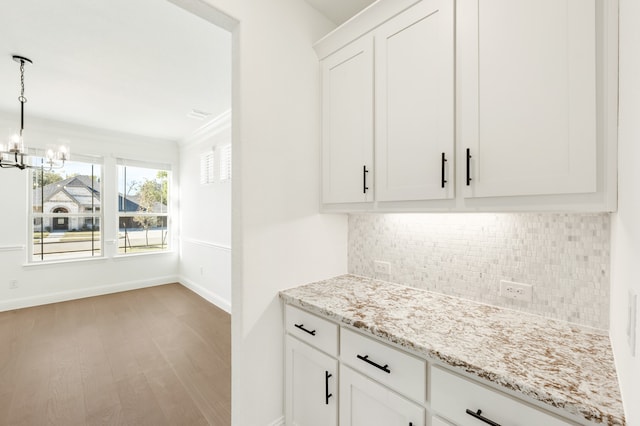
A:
279,274,625,426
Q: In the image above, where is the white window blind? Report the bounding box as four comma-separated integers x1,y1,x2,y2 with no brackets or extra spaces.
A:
220,144,231,182
200,150,215,184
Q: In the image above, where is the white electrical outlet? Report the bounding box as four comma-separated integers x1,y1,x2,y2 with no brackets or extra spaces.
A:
627,290,637,357
9,280,18,289
374,260,391,275
499,280,533,302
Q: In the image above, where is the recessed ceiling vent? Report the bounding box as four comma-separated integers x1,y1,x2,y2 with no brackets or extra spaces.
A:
187,109,212,120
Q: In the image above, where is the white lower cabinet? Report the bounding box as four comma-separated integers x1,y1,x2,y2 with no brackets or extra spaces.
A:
285,335,338,426
284,304,577,426
340,365,425,426
431,366,572,426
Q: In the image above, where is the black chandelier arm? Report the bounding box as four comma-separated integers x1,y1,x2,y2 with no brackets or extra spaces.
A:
0,162,25,170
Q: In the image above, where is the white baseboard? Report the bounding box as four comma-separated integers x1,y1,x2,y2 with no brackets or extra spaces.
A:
267,416,284,426
0,275,179,312
179,276,232,313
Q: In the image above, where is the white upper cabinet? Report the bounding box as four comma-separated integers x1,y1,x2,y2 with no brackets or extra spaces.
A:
315,0,617,211
458,0,597,198
322,36,374,204
375,0,455,202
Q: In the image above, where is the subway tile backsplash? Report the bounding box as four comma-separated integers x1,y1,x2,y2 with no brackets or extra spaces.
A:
348,213,610,330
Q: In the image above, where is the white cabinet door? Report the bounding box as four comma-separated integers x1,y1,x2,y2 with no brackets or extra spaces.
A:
285,336,338,426
322,36,374,203
458,0,597,198
375,0,454,202
340,365,424,426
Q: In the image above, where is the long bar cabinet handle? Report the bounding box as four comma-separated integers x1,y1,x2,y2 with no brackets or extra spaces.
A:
294,323,316,336
465,409,501,426
363,165,369,194
325,371,333,405
356,354,391,374
441,152,447,188
466,148,472,186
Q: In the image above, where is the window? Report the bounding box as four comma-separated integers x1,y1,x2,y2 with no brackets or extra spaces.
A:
220,144,231,182
200,150,215,185
30,158,102,262
200,144,231,185
117,161,170,254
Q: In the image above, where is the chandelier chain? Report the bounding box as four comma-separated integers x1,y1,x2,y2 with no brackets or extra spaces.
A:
19,60,27,104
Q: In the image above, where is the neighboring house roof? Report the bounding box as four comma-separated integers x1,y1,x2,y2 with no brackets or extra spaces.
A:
119,193,167,213
33,175,101,208
119,195,142,213
34,175,166,213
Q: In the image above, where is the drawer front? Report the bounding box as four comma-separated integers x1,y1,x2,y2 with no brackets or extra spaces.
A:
340,327,426,402
285,304,338,356
431,366,573,426
431,416,454,426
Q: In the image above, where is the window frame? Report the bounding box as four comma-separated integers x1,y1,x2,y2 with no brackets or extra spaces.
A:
28,155,104,263
116,159,171,256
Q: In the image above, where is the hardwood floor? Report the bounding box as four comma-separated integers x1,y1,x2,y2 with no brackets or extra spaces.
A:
0,284,231,425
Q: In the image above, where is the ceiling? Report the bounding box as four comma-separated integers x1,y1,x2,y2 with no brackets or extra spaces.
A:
0,0,372,143
0,0,231,142
304,0,376,25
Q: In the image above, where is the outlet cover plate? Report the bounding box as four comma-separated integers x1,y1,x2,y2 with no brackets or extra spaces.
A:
500,280,533,302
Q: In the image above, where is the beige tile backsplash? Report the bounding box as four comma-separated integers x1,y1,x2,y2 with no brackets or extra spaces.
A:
348,213,610,329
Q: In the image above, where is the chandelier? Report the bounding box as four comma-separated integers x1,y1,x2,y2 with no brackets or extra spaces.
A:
0,55,69,170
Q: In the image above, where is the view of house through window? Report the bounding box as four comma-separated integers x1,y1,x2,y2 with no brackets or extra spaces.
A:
30,159,103,262
117,162,170,254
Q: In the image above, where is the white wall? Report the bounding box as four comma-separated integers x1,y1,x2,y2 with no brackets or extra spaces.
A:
179,113,232,312
610,0,640,423
168,0,349,424
0,112,180,310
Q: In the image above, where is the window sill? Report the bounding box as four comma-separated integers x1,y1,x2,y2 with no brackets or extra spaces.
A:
112,250,175,261
22,250,176,267
23,256,107,268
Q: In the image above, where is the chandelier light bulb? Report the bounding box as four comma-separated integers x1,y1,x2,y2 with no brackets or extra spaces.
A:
8,133,22,152
58,145,69,161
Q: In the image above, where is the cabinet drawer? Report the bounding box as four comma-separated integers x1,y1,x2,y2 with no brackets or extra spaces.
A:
431,366,573,426
285,305,338,356
340,327,426,402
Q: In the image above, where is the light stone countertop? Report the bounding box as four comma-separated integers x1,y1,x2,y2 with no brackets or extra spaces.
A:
279,274,625,426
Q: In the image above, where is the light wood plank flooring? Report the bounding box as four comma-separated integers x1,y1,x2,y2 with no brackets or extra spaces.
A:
0,284,231,426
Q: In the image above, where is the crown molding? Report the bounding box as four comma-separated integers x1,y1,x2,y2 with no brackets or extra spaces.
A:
179,109,232,148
